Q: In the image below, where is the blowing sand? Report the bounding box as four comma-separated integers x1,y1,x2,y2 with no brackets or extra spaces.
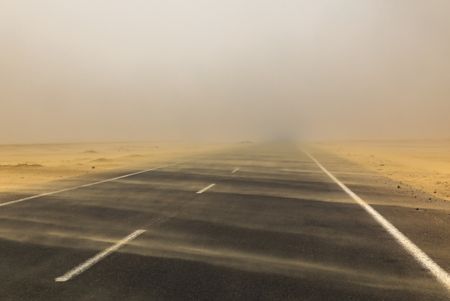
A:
316,140,450,201
0,142,222,193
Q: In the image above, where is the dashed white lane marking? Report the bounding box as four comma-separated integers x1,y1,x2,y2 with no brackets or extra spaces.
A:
55,229,146,282
196,183,216,194
0,167,164,208
232,168,240,174
303,150,450,293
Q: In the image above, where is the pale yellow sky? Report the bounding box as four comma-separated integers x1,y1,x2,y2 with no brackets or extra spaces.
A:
1,0,449,143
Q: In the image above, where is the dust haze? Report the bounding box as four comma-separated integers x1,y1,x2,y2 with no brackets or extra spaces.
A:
1,0,449,143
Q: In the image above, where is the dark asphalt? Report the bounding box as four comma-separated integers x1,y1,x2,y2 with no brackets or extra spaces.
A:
0,143,448,300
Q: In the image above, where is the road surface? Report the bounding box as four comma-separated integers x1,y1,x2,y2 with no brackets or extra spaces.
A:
0,143,449,300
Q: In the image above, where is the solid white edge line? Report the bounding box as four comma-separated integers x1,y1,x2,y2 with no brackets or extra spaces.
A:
196,183,216,194
0,167,164,208
55,229,146,282
302,149,450,293
282,168,376,177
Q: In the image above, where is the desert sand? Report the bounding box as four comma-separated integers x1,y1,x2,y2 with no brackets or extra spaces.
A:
0,142,223,193
316,140,450,201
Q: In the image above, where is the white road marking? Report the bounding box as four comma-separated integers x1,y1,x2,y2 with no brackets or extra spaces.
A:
0,167,164,208
232,168,240,174
282,168,376,177
55,229,146,282
303,150,450,292
196,183,216,194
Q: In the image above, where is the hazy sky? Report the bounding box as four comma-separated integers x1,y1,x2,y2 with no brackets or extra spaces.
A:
1,0,449,143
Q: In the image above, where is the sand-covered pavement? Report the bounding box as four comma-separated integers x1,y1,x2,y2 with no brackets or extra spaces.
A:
316,140,450,202
0,142,448,300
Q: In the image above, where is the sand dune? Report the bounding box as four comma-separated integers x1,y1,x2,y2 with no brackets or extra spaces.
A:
0,142,222,193
316,140,450,201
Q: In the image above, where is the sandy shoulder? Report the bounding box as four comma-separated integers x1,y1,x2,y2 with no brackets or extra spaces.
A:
315,140,450,201
0,142,225,193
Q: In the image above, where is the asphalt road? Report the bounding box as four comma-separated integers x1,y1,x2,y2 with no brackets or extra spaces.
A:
0,143,449,300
